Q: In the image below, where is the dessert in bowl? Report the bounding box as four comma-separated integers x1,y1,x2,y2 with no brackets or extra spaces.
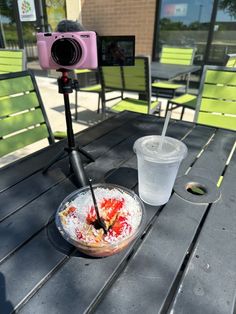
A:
55,184,145,257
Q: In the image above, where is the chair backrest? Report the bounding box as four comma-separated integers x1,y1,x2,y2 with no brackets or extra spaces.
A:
0,70,55,158
0,48,26,74
100,56,150,92
100,56,151,109
122,56,151,100
194,65,236,131
100,66,123,90
160,46,196,65
225,54,236,68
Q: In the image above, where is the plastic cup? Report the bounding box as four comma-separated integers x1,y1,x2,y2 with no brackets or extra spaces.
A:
133,135,187,206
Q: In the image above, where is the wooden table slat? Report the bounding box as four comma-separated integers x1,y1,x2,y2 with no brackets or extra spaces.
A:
13,122,218,311
0,179,76,263
0,112,235,314
0,111,138,192
0,112,152,221
178,124,216,176
189,128,236,183
169,147,236,314
94,195,209,313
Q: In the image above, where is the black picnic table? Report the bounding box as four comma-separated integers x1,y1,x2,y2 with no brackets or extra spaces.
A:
151,62,201,81
0,111,235,314
151,62,201,94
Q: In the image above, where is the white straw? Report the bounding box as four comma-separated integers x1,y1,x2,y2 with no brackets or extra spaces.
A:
158,111,171,151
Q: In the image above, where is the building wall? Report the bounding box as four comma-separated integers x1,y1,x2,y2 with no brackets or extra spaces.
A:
66,0,82,22
80,0,157,57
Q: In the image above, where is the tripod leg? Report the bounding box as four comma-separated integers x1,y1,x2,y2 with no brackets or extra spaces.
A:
43,149,66,174
76,146,95,162
69,149,88,187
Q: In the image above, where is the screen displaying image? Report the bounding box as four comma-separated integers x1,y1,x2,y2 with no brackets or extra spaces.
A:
98,36,135,66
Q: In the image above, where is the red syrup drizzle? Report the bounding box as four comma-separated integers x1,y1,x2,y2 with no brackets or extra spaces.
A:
86,198,132,239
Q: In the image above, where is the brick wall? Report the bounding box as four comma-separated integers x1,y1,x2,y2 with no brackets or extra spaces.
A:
80,0,156,57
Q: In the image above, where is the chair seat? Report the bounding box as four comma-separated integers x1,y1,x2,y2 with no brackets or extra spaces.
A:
80,84,102,92
169,94,197,108
152,81,184,90
166,93,197,120
111,97,159,114
53,131,67,140
74,69,92,74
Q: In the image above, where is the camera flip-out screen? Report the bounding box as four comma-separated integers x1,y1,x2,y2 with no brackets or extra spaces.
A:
98,36,135,66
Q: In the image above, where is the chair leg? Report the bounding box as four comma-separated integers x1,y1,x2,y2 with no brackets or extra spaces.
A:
165,100,171,117
180,107,185,120
157,101,162,116
97,94,101,114
101,92,106,114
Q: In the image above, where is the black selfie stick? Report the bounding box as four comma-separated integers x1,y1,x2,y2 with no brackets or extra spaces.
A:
43,70,93,187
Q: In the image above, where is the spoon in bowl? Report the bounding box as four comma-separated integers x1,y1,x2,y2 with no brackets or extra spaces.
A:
88,178,107,234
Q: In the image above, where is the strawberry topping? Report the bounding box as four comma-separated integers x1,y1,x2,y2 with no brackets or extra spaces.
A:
86,198,125,225
86,206,97,224
109,215,132,237
75,228,84,240
100,198,124,220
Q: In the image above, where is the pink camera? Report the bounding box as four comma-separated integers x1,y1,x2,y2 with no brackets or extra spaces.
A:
36,32,98,70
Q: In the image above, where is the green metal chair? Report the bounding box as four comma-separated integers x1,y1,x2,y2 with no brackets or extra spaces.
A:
193,65,236,131
166,55,236,120
73,68,116,119
152,46,196,99
73,69,102,119
165,93,197,120
159,46,196,65
101,56,159,114
166,66,236,130
0,48,26,74
0,70,55,158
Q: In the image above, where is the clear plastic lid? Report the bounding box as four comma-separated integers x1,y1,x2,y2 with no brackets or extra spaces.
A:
133,135,188,163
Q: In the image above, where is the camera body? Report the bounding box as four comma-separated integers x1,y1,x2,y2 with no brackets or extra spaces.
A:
36,32,98,70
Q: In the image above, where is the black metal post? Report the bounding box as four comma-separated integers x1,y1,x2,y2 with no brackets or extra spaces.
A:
43,70,94,186
152,0,162,61
203,0,219,65
60,72,76,148
13,0,24,49
58,71,88,187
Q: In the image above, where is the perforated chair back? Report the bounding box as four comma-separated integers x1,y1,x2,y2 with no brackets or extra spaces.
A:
194,66,236,131
0,49,26,74
0,70,55,157
160,46,196,65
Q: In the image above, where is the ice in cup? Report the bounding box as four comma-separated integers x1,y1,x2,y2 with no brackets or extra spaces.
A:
133,135,187,206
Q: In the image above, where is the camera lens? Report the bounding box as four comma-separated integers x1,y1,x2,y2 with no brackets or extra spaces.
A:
51,38,82,66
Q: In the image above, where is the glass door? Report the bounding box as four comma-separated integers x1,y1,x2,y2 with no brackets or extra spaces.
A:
0,0,18,48
153,0,214,64
208,0,236,64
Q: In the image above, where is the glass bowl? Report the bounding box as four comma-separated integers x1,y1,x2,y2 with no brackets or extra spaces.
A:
55,183,146,257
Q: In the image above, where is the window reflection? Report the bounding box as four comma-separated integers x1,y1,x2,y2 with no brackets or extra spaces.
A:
0,0,18,48
155,0,236,65
210,1,236,64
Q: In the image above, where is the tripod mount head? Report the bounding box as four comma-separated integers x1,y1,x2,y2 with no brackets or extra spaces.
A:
57,69,79,94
